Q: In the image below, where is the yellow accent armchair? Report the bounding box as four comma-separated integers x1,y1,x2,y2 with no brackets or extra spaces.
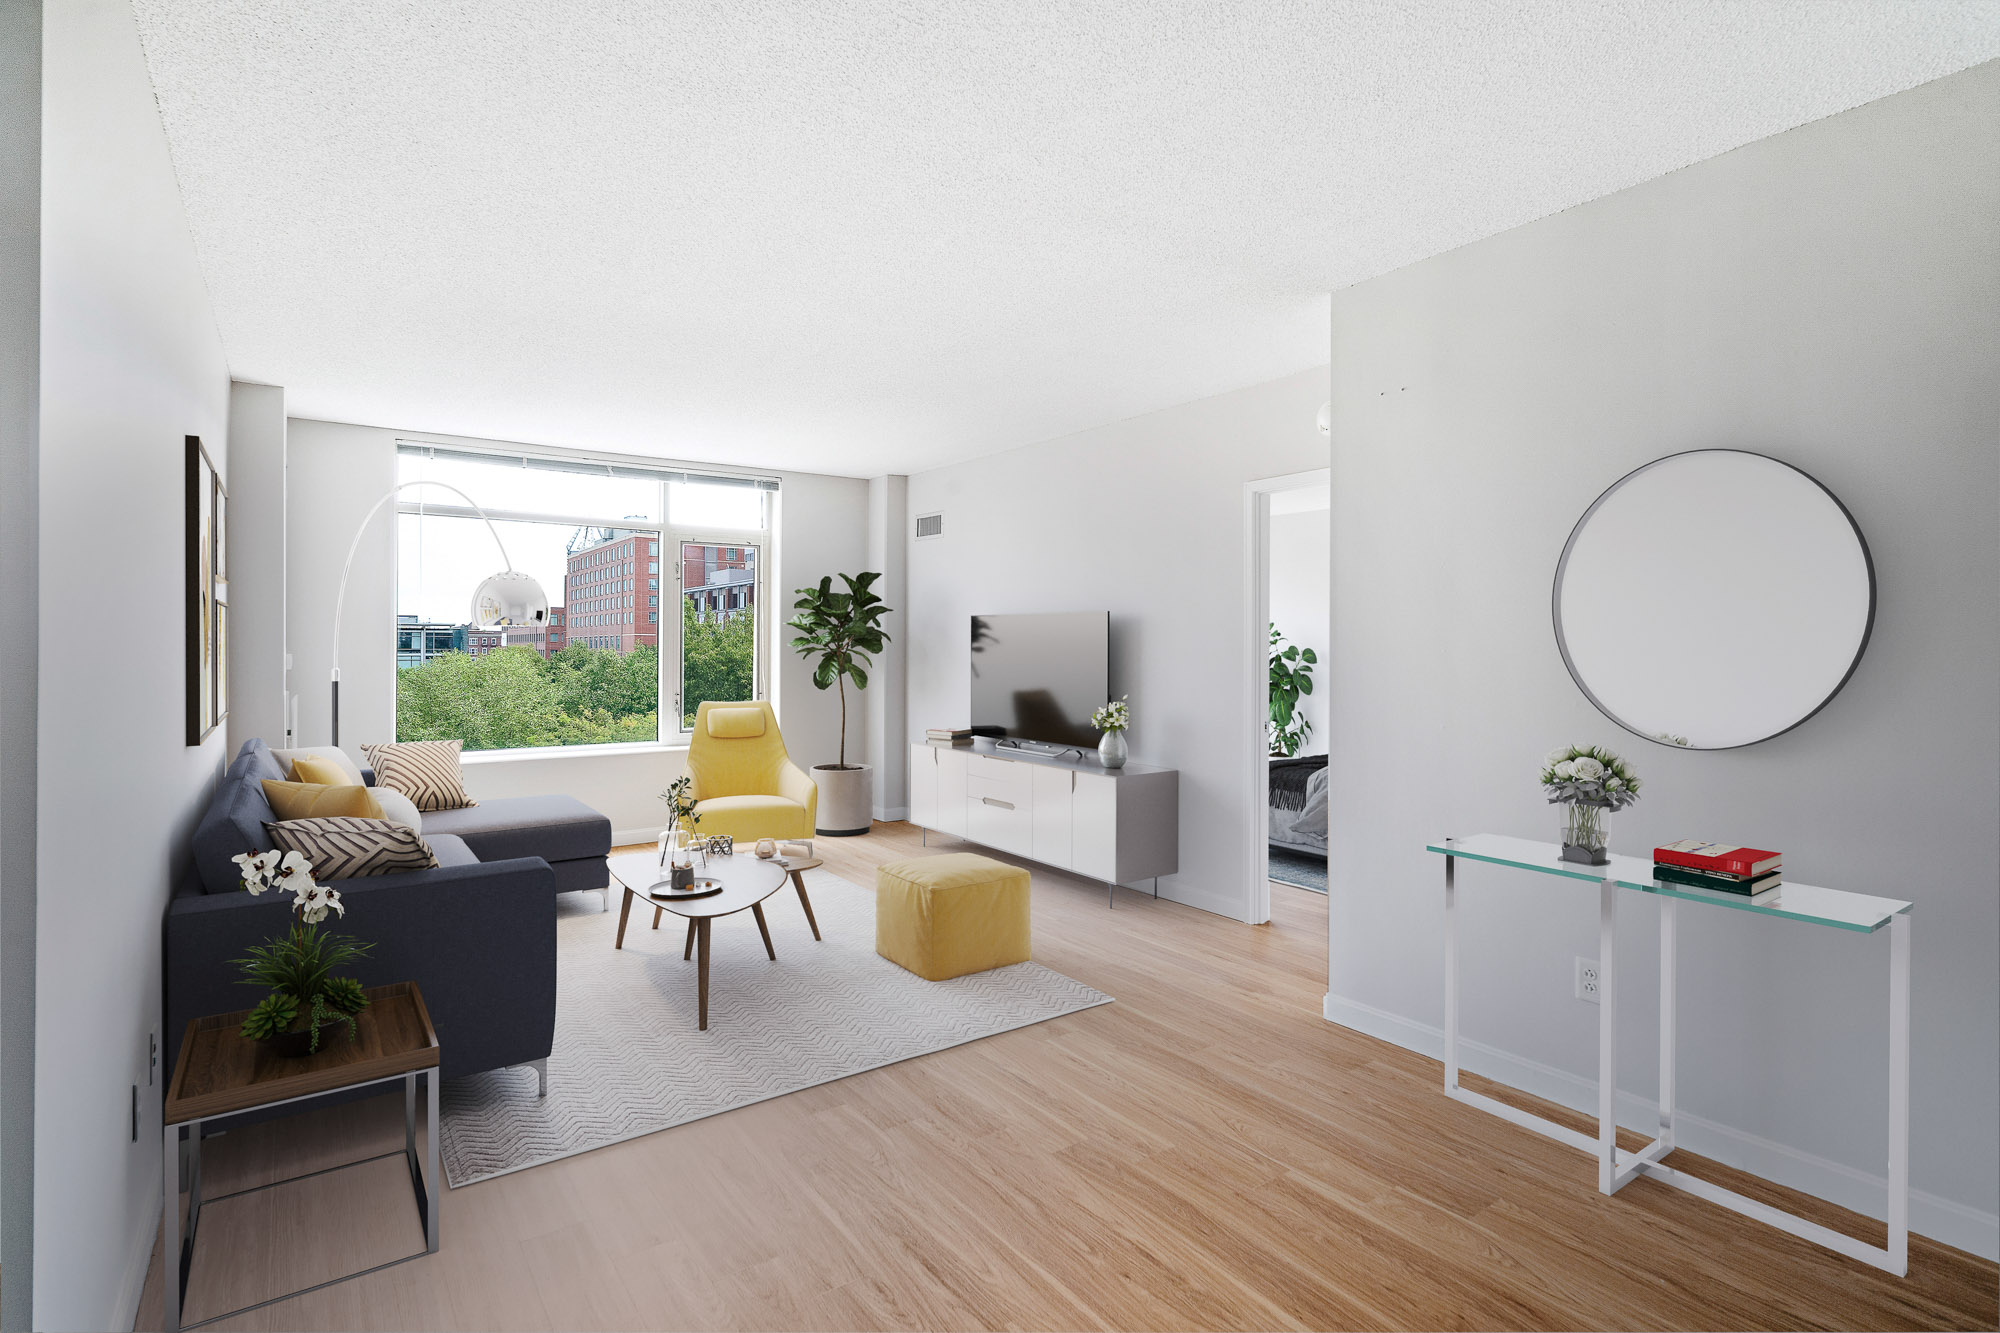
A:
685,701,817,845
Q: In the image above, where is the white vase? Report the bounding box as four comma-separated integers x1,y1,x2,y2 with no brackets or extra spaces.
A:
1097,731,1128,769
812,763,874,836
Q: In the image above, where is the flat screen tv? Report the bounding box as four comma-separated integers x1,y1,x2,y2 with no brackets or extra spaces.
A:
969,612,1109,748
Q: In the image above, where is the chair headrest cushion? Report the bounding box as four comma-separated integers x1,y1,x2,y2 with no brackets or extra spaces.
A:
706,706,767,739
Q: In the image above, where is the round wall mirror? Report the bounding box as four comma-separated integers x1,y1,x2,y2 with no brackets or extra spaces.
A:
1553,450,1874,750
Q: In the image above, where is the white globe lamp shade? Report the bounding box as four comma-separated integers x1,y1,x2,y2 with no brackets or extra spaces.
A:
471,571,549,629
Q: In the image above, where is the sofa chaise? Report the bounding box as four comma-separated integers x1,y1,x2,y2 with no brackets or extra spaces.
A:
166,738,611,1087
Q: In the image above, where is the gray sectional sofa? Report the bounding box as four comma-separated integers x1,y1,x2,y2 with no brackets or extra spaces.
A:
166,738,611,1086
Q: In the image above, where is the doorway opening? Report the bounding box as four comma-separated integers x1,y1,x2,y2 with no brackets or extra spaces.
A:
1242,469,1330,924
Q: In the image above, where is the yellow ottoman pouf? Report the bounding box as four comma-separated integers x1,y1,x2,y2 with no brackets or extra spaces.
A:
875,853,1031,981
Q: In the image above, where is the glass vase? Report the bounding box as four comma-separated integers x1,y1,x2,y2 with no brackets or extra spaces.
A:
1560,801,1611,865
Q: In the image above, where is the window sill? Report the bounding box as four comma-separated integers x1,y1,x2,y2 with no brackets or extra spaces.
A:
459,741,690,765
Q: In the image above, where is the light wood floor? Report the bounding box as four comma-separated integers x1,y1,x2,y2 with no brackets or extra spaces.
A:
139,823,1997,1331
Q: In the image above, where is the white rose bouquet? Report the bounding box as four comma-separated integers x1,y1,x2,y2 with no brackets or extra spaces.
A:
1540,744,1641,862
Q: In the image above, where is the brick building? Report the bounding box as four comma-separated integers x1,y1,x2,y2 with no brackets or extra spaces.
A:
564,529,662,652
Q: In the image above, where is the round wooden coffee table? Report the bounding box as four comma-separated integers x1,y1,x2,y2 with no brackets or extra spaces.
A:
608,851,812,1030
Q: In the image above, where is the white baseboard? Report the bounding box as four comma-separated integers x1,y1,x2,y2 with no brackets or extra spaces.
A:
872,804,910,823
1323,992,1999,1262
611,826,665,847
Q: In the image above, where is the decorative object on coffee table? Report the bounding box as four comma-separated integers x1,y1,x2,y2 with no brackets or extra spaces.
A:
754,838,777,859
788,571,892,834
1091,696,1130,769
229,850,373,1056
609,851,791,1030
162,980,440,1331
1540,743,1642,865
705,834,734,856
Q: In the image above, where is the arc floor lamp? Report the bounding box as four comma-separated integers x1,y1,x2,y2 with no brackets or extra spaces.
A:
330,481,549,746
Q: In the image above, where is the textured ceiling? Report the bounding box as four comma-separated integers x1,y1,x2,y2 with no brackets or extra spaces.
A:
131,3,2000,478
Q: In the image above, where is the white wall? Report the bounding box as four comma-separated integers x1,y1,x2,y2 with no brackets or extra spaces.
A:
282,419,870,837
906,367,1330,920
1325,64,1999,1257
35,1,235,1326
865,475,909,819
1268,506,1329,757
0,2,41,1325
226,381,287,751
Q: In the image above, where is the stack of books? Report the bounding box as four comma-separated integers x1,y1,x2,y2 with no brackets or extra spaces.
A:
1653,840,1782,896
926,727,975,746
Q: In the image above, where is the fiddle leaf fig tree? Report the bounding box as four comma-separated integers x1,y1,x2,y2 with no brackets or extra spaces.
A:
1269,623,1318,757
788,572,892,769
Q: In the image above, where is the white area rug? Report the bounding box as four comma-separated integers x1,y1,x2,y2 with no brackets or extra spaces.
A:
438,868,1111,1186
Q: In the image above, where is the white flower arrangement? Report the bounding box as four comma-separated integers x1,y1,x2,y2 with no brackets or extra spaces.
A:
233,849,345,923
1091,696,1130,734
1539,744,1642,812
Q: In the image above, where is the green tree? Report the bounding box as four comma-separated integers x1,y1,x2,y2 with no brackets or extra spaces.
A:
396,647,567,750
680,598,755,726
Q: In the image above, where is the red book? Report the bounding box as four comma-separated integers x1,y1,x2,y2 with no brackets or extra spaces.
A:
1654,840,1782,877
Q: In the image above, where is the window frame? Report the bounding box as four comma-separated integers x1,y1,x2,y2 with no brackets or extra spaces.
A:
392,445,774,753
668,528,768,737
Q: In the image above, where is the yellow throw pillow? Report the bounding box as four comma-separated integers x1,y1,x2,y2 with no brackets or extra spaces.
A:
261,779,384,823
289,756,354,788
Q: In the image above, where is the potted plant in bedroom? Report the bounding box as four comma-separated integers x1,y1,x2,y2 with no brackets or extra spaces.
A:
789,571,892,836
1268,624,1317,757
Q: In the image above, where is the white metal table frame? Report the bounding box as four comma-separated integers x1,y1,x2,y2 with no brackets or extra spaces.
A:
1432,835,1912,1276
163,1066,440,1331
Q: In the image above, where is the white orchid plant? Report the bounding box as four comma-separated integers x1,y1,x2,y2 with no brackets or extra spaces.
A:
1091,697,1131,734
230,850,372,1052
1539,744,1643,810
234,849,345,922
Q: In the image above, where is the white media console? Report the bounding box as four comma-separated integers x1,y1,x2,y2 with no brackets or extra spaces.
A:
907,741,1179,906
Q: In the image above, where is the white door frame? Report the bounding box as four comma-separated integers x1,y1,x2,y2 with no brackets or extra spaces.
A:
1242,468,1330,925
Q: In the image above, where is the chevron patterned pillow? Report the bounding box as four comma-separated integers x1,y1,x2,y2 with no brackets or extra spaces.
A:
263,816,441,881
360,739,478,812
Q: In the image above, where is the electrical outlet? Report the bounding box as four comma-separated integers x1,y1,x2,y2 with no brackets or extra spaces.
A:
148,1027,159,1086
1575,957,1601,1004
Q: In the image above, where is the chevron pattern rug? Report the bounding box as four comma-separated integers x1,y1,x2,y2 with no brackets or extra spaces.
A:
437,866,1112,1185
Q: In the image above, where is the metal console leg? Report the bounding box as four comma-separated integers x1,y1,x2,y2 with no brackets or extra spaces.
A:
1597,877,1617,1194
1443,853,1458,1092
1659,896,1677,1154
1887,911,1910,1275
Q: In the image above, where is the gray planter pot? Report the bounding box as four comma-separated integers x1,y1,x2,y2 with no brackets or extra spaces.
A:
812,763,874,836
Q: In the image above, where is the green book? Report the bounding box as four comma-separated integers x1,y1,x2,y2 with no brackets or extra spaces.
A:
1652,864,1781,896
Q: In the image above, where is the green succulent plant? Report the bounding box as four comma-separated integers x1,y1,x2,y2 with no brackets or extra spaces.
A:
240,992,300,1042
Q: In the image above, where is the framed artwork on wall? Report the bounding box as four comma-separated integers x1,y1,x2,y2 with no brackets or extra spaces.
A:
186,435,228,745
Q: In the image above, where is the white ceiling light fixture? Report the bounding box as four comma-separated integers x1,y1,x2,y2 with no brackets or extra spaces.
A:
1317,401,1332,435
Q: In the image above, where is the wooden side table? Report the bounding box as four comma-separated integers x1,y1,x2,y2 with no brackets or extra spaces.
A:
162,981,442,1330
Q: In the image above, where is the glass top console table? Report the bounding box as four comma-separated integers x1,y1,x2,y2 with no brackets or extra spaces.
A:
1426,834,1912,1275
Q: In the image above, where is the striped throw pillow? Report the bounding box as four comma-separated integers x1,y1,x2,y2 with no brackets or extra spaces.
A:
263,817,440,881
359,740,477,812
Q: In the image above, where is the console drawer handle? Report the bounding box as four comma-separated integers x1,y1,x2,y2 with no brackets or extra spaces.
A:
981,797,1015,810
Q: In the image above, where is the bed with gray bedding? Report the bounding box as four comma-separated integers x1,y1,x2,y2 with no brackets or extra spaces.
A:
1269,755,1328,853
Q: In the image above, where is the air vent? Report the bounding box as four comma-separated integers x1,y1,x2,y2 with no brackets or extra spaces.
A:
915,512,944,540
